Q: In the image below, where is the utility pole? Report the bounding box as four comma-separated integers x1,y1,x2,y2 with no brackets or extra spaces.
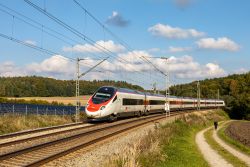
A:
75,57,108,122
217,89,220,109
197,81,200,110
75,58,81,123
217,89,220,100
147,56,170,116
161,57,170,117
153,82,157,94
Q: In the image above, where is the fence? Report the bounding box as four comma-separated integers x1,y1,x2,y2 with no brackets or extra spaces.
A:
0,103,85,116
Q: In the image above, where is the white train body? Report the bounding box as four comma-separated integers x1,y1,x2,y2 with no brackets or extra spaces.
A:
85,86,225,120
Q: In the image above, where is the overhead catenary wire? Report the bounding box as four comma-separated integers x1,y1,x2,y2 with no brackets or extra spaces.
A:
24,0,118,57
0,15,155,87
0,3,111,64
0,32,115,80
0,32,74,62
72,0,167,77
0,3,80,45
0,4,161,88
0,1,164,88
0,4,112,67
72,0,166,85
24,0,163,84
72,0,165,81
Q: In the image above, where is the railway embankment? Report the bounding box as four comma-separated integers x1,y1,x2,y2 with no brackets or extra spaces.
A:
0,114,74,135
47,109,228,167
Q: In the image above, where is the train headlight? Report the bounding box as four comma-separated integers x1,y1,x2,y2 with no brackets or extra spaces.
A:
100,106,106,110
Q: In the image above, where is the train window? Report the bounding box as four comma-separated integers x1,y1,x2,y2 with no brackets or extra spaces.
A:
170,101,177,105
149,100,165,105
122,98,143,105
112,95,117,103
170,101,182,105
183,101,193,104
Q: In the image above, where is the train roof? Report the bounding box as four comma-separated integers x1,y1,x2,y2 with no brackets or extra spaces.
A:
117,87,165,97
118,88,145,95
99,86,224,101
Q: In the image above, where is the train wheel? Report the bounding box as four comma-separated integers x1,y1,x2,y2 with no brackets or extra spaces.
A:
137,111,142,117
108,114,117,122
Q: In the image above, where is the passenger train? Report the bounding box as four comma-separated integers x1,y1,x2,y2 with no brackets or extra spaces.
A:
85,86,225,121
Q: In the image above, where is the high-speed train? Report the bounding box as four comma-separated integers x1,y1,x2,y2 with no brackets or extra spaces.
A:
85,86,225,121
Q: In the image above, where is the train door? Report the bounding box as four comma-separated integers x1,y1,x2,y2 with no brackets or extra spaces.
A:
144,93,147,114
112,94,121,115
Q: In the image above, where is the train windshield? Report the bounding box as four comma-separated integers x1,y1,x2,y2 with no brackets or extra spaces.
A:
92,87,116,104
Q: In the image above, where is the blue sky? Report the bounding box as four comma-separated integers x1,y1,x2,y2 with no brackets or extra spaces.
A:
0,0,249,89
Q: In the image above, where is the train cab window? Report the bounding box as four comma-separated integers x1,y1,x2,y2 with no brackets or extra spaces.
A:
92,87,116,104
112,95,117,103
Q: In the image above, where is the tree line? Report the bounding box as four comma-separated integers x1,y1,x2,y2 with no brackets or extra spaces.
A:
170,72,250,120
0,73,249,120
0,97,67,106
0,76,143,97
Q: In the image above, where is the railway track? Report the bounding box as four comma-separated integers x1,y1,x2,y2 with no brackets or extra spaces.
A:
0,122,85,140
0,111,182,167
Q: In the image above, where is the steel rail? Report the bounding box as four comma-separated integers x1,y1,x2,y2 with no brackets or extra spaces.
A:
0,114,164,161
0,122,84,140
0,123,98,147
27,114,176,167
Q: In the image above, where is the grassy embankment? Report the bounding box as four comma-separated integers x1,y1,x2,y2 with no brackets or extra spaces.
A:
217,122,250,155
0,114,74,135
104,109,229,167
204,128,247,167
6,96,91,106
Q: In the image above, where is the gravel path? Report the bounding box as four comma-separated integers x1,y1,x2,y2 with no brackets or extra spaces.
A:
214,123,250,166
196,127,233,167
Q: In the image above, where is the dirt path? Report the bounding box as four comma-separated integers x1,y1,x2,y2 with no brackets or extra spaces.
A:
196,127,233,167
214,123,250,166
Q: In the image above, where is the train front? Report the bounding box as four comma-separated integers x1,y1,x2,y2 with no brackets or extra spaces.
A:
85,86,116,119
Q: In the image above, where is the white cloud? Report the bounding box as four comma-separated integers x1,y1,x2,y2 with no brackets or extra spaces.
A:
106,11,130,27
233,68,249,74
148,24,205,39
24,40,37,46
175,63,226,79
63,40,125,53
26,55,74,76
0,52,226,82
93,51,226,79
168,46,192,52
0,61,27,77
196,37,240,51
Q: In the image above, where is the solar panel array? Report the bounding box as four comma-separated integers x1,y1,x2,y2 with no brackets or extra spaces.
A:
0,103,85,115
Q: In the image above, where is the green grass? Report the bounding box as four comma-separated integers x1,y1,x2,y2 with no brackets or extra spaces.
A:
139,110,230,167
204,128,247,167
103,109,230,167
218,122,250,156
0,114,74,135
155,120,209,167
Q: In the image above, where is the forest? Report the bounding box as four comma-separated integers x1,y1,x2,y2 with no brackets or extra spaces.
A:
0,73,249,120
170,72,250,120
0,76,143,97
